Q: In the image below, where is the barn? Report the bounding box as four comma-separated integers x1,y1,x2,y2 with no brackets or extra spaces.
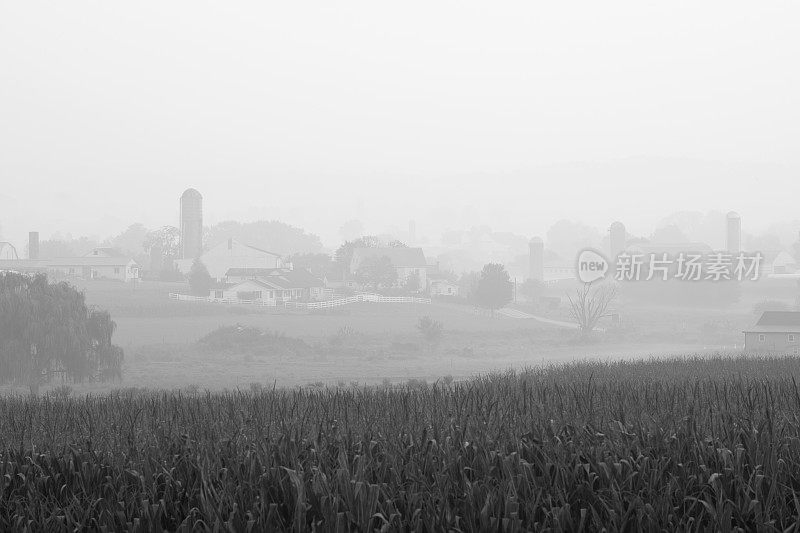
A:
743,311,800,356
174,238,282,281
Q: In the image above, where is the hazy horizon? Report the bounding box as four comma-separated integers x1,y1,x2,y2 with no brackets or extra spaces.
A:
2,2,798,249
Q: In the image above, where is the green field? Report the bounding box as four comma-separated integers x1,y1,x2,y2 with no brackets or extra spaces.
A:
4,355,800,530
11,278,750,394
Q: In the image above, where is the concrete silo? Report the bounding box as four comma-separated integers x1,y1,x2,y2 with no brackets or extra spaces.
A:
28,231,39,260
609,221,626,262
726,211,741,253
529,237,544,281
180,188,203,260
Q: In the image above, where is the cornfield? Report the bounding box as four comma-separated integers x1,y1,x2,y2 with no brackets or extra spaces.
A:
2,354,800,531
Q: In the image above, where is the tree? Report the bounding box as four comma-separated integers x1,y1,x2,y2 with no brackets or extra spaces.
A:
144,226,181,279
205,220,323,256
405,270,421,293
334,236,382,273
36,234,99,259
289,253,336,279
567,281,617,339
417,315,443,348
520,278,546,302
105,223,149,258
355,256,397,290
459,271,481,302
188,259,213,296
0,273,123,395
144,226,180,260
474,263,513,315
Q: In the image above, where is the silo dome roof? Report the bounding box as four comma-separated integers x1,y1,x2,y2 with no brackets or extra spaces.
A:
181,188,202,199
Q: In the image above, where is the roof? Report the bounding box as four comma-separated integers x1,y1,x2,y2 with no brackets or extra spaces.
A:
242,243,281,256
350,247,427,269
0,242,19,260
227,268,323,290
744,311,800,333
48,256,138,267
181,188,202,199
206,239,280,258
83,247,125,257
0,259,49,271
226,268,285,277
772,251,797,267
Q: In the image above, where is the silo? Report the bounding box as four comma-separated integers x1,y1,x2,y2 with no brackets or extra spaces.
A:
529,237,544,281
28,231,39,260
726,211,741,253
180,188,203,259
609,221,626,261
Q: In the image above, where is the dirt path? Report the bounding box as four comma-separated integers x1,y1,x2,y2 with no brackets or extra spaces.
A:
497,307,608,332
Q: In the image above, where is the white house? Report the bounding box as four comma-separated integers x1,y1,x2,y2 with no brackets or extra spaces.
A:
175,238,282,281
212,268,325,302
47,257,140,282
428,278,460,297
225,267,325,301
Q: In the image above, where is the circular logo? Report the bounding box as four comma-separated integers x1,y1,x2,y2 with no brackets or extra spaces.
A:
576,248,609,283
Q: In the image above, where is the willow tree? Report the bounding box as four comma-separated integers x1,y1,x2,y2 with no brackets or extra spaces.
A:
0,272,123,394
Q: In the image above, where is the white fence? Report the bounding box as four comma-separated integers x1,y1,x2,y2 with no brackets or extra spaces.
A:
169,293,277,307
168,292,430,309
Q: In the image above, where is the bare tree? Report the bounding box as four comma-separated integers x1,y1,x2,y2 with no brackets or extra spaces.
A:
567,281,617,338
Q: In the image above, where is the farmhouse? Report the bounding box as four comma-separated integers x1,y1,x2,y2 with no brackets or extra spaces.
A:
47,257,140,282
743,311,800,355
212,267,325,302
0,256,140,282
349,247,428,288
428,278,459,297
174,238,282,281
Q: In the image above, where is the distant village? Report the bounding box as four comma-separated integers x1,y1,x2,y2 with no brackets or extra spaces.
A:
2,188,800,354
2,188,799,295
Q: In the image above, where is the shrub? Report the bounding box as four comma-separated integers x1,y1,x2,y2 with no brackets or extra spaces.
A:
417,315,443,345
198,325,312,357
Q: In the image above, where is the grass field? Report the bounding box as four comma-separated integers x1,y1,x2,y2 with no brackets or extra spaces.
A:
4,354,800,530
15,279,747,394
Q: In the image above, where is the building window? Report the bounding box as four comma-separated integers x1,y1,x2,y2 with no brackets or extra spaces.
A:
789,334,797,344
214,290,223,299
758,334,766,342
114,267,120,274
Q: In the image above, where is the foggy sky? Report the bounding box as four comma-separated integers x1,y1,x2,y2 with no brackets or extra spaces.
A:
1,2,798,249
